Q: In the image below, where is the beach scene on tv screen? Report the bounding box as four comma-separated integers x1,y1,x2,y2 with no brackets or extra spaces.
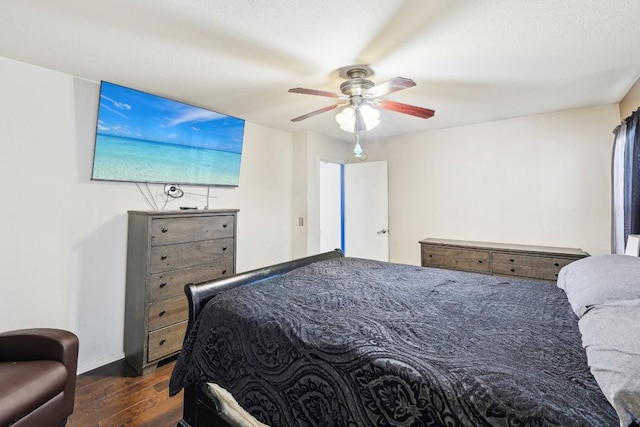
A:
92,81,245,186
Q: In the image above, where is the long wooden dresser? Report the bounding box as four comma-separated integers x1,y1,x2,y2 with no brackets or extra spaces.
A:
125,209,238,375
419,238,588,282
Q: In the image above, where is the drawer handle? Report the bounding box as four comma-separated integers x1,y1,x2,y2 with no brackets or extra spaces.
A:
554,262,559,267
161,227,168,233
223,223,228,228
477,259,483,264
428,254,433,258
222,246,228,251
509,259,514,263
158,310,166,317
160,255,167,260
159,339,166,346
159,282,167,288
510,268,515,272
222,269,227,275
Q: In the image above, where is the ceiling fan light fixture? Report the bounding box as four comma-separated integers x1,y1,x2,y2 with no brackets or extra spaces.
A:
361,104,380,130
335,106,355,131
335,104,380,133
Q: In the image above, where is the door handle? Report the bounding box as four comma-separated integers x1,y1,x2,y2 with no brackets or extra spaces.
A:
377,228,388,235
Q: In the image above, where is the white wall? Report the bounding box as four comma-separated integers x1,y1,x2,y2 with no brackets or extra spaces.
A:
365,104,619,265
0,56,293,373
291,132,309,258
620,76,640,119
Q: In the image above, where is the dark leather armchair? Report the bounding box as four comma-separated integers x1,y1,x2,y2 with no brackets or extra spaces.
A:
0,328,79,427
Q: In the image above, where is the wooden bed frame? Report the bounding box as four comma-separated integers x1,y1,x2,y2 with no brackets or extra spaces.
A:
177,249,345,427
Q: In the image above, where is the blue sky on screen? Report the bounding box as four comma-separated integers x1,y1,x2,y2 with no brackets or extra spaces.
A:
96,82,244,153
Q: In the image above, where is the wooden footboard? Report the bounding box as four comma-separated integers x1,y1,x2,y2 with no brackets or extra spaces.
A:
178,249,344,427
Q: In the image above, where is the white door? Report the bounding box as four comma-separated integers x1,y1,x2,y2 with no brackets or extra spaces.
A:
344,161,389,261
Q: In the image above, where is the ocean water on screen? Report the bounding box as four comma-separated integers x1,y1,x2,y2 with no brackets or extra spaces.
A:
92,135,241,186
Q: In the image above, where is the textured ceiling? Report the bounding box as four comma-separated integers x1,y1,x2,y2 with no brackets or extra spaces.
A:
1,0,640,142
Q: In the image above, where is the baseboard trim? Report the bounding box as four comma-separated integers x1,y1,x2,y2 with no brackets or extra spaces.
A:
77,352,125,374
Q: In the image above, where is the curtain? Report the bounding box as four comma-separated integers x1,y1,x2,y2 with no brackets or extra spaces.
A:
612,109,640,253
612,121,627,253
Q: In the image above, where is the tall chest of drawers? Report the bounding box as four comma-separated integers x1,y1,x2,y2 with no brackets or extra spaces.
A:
419,238,588,282
125,209,238,374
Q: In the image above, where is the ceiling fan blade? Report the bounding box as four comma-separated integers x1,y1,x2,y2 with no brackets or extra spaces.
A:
379,99,435,119
291,104,338,122
366,77,416,98
288,87,339,98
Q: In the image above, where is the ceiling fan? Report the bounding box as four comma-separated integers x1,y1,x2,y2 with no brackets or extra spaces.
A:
288,66,435,132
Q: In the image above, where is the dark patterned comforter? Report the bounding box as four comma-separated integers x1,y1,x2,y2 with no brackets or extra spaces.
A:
169,257,617,426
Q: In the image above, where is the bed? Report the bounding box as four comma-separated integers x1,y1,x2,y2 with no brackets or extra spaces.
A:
169,249,640,427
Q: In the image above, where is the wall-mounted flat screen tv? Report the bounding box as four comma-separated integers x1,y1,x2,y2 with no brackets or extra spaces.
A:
92,81,245,187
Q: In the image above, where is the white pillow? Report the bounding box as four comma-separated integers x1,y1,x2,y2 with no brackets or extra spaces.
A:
579,299,640,427
557,254,640,318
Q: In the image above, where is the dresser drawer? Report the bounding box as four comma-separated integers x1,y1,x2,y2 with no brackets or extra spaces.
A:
492,252,533,267
531,267,562,281
150,238,234,273
531,256,575,281
147,321,187,362
151,215,235,246
148,259,235,302
532,256,574,270
493,263,533,278
148,296,188,331
422,246,491,273
149,258,234,302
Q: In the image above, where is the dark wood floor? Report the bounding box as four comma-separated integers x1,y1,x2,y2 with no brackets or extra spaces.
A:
67,357,183,427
